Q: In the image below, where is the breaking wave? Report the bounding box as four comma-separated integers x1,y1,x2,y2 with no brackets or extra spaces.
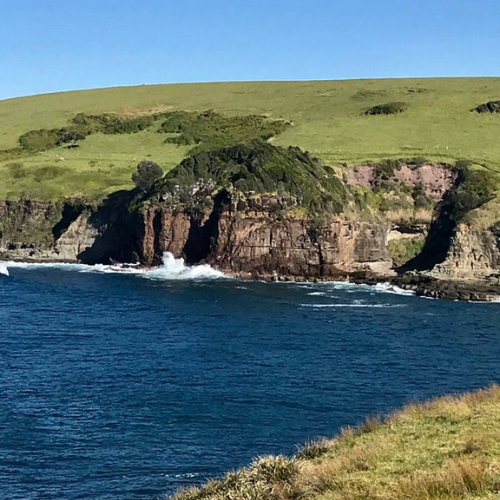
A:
0,252,225,281
141,252,225,281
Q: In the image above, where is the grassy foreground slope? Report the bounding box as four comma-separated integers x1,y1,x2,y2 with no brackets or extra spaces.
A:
170,385,500,500
2,78,500,200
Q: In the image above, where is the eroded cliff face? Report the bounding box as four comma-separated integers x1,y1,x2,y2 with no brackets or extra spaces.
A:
0,200,99,262
136,198,393,279
431,225,500,279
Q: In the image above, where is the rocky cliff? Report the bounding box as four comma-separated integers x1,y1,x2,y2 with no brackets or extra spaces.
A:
1,141,500,301
136,198,393,280
432,224,500,279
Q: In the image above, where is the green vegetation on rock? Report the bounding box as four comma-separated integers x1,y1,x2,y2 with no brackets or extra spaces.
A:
442,161,500,223
155,141,349,215
389,236,426,267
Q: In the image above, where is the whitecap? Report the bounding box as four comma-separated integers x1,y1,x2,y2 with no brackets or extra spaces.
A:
300,303,407,308
372,282,416,296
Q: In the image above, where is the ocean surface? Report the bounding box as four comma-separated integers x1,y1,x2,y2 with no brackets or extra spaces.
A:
1,255,500,500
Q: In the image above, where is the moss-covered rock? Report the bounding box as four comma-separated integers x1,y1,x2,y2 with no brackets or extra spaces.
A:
152,140,349,215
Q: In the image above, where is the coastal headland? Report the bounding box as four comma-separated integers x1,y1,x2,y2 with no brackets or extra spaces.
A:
1,79,500,301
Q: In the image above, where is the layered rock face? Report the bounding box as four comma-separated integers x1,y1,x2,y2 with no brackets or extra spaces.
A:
432,225,500,279
0,200,98,262
136,199,393,279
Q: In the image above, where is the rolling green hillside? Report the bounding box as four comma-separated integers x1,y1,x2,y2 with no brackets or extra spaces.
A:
2,78,500,200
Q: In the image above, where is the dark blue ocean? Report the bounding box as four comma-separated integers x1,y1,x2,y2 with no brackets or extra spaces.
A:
1,258,500,500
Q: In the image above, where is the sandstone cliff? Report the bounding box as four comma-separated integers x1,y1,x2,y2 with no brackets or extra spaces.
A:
432,225,500,279
136,198,393,279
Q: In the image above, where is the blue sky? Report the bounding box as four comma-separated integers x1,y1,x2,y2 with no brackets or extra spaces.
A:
1,0,499,99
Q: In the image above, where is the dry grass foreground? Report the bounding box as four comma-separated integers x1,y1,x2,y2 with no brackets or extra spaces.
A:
169,385,500,500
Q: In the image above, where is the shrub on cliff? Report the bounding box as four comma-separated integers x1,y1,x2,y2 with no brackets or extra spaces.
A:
155,141,349,215
132,160,164,191
365,102,408,115
440,164,499,222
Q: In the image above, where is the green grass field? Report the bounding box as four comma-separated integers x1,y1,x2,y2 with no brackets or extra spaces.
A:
2,78,500,200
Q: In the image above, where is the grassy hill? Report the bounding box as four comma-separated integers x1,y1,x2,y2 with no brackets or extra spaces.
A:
169,385,500,500
2,78,500,200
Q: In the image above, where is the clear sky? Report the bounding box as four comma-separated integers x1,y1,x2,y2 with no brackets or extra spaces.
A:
1,0,499,99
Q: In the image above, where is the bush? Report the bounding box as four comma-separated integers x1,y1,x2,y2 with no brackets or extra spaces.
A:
365,102,408,115
473,101,500,114
6,162,26,179
440,164,499,222
18,127,89,152
132,160,163,191
33,166,63,182
373,159,403,181
71,113,157,134
389,237,426,267
412,184,433,209
407,156,429,168
160,110,291,153
56,128,88,146
18,129,60,152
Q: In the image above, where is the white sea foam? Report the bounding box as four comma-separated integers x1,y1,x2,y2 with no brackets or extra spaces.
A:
0,252,225,281
0,264,9,276
372,282,415,296
301,303,407,308
141,252,225,281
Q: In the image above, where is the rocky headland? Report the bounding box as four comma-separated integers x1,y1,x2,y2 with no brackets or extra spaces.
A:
1,141,499,302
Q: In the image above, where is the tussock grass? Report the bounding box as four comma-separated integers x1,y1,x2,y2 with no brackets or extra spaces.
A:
168,385,500,500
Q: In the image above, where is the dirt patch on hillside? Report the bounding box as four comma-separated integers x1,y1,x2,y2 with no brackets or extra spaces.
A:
395,165,455,200
346,163,456,200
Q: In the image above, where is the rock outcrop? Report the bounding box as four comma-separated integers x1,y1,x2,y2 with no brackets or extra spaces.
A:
135,198,393,279
431,225,500,279
0,200,99,262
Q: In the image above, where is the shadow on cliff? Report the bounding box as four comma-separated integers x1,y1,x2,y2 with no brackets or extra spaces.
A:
397,192,459,274
182,190,231,264
77,190,140,264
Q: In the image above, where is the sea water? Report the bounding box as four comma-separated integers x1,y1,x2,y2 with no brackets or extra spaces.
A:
1,254,500,499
